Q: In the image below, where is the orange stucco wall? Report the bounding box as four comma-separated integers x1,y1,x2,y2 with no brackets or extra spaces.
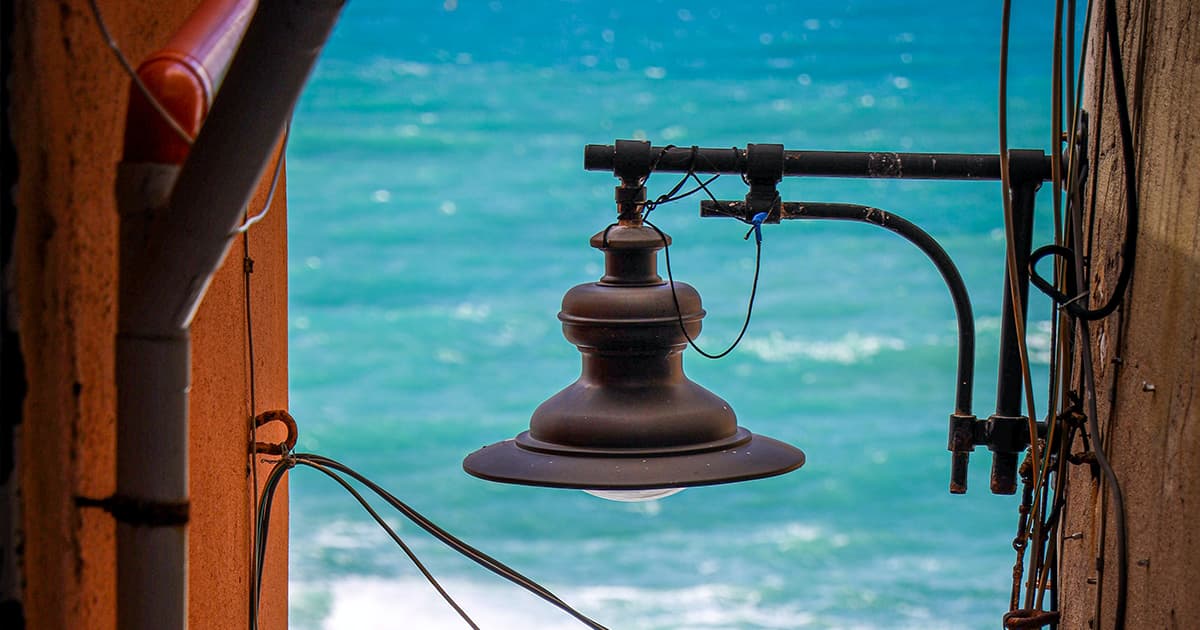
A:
10,1,289,627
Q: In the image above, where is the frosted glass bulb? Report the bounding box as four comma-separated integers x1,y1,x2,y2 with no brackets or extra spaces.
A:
583,488,684,502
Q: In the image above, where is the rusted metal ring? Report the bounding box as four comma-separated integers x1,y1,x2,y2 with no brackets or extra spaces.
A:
1003,608,1060,629
253,409,298,455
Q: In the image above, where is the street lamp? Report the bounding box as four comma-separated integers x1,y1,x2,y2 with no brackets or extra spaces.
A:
465,139,1054,497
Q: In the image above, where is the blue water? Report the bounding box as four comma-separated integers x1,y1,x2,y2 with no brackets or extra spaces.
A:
285,1,1063,628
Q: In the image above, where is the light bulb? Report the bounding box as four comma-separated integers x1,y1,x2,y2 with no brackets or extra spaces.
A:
583,488,684,502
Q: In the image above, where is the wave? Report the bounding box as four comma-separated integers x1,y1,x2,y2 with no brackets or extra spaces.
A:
292,572,978,630
739,331,906,364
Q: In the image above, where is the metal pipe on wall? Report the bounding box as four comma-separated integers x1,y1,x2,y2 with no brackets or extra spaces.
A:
115,0,345,627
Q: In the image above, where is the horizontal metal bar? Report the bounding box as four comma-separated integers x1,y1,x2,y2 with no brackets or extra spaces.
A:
585,143,1052,183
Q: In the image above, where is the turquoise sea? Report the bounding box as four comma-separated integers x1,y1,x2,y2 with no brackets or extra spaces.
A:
285,1,1064,628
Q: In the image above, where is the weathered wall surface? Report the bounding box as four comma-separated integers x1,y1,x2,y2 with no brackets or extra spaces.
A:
9,0,289,627
1059,1,1200,628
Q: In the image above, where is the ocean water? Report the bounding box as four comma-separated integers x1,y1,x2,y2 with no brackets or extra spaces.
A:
285,1,1063,628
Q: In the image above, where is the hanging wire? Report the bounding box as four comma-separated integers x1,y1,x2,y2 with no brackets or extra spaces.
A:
1065,0,1140,322
240,125,291,619
235,120,291,234
641,144,722,222
1076,0,1132,624
86,0,195,145
997,0,1044,523
631,158,767,360
294,458,481,629
1039,0,1141,322
243,222,261,625
250,452,610,630
1017,0,1071,614
644,217,763,360
1029,0,1090,614
1022,0,1131,623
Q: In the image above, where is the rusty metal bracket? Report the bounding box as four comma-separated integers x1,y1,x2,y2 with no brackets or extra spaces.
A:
253,409,298,455
1002,608,1060,629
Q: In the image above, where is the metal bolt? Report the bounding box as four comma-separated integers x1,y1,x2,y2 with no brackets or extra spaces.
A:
1086,577,1098,584
1142,381,1156,392
1136,558,1150,567
1064,532,1084,540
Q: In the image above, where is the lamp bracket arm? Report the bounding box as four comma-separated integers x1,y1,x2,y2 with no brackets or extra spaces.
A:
702,199,987,493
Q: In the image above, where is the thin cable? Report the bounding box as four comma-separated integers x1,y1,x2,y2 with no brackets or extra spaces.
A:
293,453,610,630
243,228,261,625
250,456,481,629
251,457,290,630
1067,6,1128,624
1077,318,1127,630
998,0,1043,512
242,124,291,609
293,454,577,606
235,121,291,234
641,173,720,222
86,0,195,145
1033,0,1089,613
1024,0,1069,612
1065,0,1096,294
295,459,480,629
643,218,762,360
1065,0,1139,321
642,146,722,223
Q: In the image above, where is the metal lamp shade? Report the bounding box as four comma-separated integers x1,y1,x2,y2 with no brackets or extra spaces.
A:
463,224,805,490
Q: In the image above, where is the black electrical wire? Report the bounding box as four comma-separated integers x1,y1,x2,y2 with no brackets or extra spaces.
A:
296,454,606,627
1023,0,1069,614
645,217,762,360
243,228,261,627
295,458,480,629
251,456,290,630
1065,0,1140,321
250,452,611,630
998,0,1044,497
1076,318,1127,630
633,161,765,360
1048,4,1129,624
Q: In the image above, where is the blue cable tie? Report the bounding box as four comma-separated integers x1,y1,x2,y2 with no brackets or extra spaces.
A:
744,211,769,244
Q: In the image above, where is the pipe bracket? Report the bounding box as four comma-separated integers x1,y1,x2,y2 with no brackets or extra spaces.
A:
76,494,190,527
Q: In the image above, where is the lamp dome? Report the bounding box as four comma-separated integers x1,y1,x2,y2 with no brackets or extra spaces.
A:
463,223,804,491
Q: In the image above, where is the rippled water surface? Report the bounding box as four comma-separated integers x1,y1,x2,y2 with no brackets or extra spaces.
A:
287,1,1062,627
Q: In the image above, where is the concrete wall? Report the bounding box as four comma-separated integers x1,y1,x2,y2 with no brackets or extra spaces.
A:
1059,0,1200,627
7,0,289,627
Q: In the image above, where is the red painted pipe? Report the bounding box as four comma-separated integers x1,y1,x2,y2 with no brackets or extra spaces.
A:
122,0,254,164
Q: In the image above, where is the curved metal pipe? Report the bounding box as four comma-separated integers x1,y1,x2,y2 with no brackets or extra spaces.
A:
702,200,978,492
785,203,981,494
780,203,975,413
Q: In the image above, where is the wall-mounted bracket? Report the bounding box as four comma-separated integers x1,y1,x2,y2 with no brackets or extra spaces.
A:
595,140,1056,495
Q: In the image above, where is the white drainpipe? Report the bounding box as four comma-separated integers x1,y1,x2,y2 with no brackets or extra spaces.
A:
113,1,345,626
